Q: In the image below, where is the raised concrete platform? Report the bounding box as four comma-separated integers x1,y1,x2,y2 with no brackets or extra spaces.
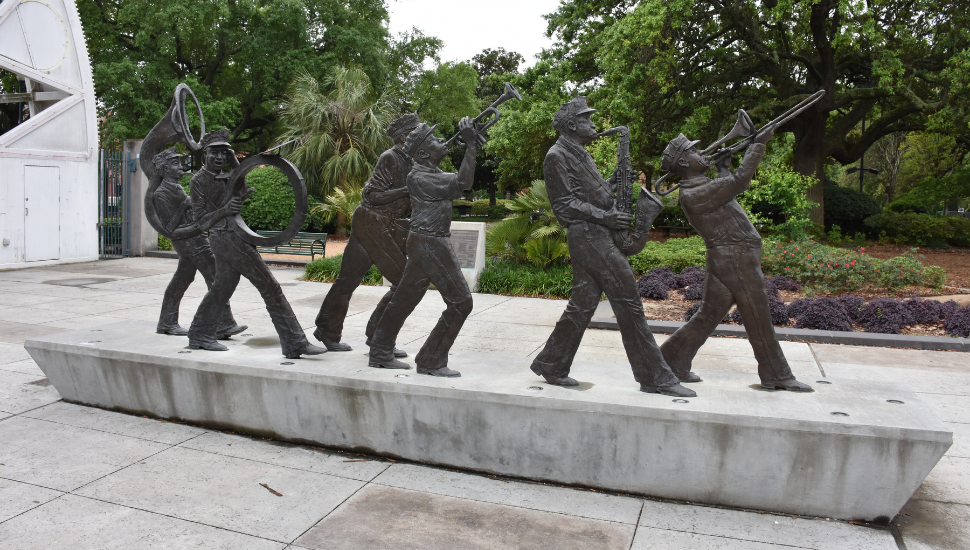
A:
26,321,951,522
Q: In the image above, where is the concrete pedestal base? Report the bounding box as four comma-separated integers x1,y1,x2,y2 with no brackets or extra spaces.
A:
26,322,950,522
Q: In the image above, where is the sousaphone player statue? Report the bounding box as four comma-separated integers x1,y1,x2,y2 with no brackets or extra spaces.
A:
529,97,694,398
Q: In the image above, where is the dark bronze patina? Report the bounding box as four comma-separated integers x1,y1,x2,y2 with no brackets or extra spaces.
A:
529,97,695,398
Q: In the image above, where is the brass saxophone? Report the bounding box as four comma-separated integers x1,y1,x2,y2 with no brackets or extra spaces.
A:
598,126,664,256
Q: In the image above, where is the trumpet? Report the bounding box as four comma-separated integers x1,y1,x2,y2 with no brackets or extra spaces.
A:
655,90,825,196
444,82,522,147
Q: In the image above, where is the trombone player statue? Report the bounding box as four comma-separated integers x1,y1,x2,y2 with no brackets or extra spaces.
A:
658,105,819,392
529,97,694,397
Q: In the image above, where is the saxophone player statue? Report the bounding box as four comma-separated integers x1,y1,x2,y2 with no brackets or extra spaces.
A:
528,97,694,397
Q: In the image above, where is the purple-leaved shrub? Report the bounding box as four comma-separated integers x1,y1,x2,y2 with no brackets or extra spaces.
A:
729,296,790,326
857,298,915,334
904,297,951,325
787,298,812,320
793,298,853,332
945,306,970,338
766,275,801,292
837,294,866,320
674,266,706,289
684,302,702,322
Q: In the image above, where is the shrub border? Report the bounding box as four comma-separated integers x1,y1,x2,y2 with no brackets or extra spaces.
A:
589,317,970,352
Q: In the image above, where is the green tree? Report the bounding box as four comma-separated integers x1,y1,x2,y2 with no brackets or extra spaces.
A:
277,67,394,236
542,0,970,224
407,61,480,137
485,61,573,193
78,0,411,151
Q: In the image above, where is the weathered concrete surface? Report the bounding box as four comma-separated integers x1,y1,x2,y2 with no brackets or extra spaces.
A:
295,484,637,550
26,321,951,522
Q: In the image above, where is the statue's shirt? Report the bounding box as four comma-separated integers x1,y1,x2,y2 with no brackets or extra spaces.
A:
361,146,412,219
678,143,766,248
190,169,232,231
153,178,193,235
543,136,614,228
407,164,462,237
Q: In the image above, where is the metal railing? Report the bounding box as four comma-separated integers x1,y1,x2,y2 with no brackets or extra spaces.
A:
98,149,130,258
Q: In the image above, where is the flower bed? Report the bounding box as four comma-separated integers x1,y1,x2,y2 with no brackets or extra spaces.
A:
637,265,969,338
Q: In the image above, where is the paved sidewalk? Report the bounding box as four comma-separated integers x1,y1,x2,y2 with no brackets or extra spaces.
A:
0,257,966,549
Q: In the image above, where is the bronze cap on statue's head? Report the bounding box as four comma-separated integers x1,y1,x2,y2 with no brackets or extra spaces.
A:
200,128,231,149
403,122,439,158
388,113,420,138
661,133,700,171
552,96,596,132
151,147,181,170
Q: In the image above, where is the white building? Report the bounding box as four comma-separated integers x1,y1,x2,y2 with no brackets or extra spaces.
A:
0,0,98,269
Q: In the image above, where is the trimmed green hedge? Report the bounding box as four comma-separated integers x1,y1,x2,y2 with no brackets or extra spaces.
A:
865,212,970,248
823,185,882,235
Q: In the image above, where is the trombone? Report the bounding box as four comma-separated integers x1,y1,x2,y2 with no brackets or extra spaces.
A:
655,90,825,196
444,82,522,147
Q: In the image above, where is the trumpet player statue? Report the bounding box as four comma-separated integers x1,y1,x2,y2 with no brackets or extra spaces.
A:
659,125,812,392
187,129,326,359
151,147,246,338
366,117,481,376
313,113,421,355
529,97,694,398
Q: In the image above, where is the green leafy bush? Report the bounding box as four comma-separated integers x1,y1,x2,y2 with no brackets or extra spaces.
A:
478,258,573,298
760,240,945,293
241,166,323,232
864,212,970,247
158,235,172,251
302,255,382,285
823,185,882,235
886,194,932,214
740,165,817,240
628,236,707,274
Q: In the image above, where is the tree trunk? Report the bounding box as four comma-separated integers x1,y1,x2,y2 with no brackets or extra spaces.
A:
793,126,827,226
489,183,496,206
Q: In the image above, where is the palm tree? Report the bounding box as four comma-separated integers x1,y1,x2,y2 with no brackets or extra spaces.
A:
277,66,395,236
486,180,568,268
311,184,363,235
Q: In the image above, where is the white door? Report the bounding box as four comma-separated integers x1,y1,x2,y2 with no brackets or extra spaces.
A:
24,166,60,262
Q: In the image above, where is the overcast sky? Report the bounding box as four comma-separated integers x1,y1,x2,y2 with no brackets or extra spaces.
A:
386,0,563,68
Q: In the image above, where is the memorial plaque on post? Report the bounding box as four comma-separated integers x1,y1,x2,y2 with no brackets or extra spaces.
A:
448,221,486,290
383,220,486,291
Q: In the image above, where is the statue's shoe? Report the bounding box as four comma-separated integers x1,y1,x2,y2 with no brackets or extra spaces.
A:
217,324,248,339
530,363,578,386
365,338,408,358
761,378,813,392
676,371,703,383
368,357,411,370
188,339,228,352
640,383,697,397
417,365,461,377
157,325,189,336
313,328,353,351
285,343,328,359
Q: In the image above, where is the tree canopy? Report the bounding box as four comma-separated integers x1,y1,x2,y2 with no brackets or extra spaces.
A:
490,0,970,223
78,0,432,151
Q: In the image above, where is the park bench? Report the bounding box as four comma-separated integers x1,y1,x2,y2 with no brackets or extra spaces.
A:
255,231,328,260
656,225,694,238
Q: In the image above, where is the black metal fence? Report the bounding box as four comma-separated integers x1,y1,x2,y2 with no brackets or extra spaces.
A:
98,149,130,258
